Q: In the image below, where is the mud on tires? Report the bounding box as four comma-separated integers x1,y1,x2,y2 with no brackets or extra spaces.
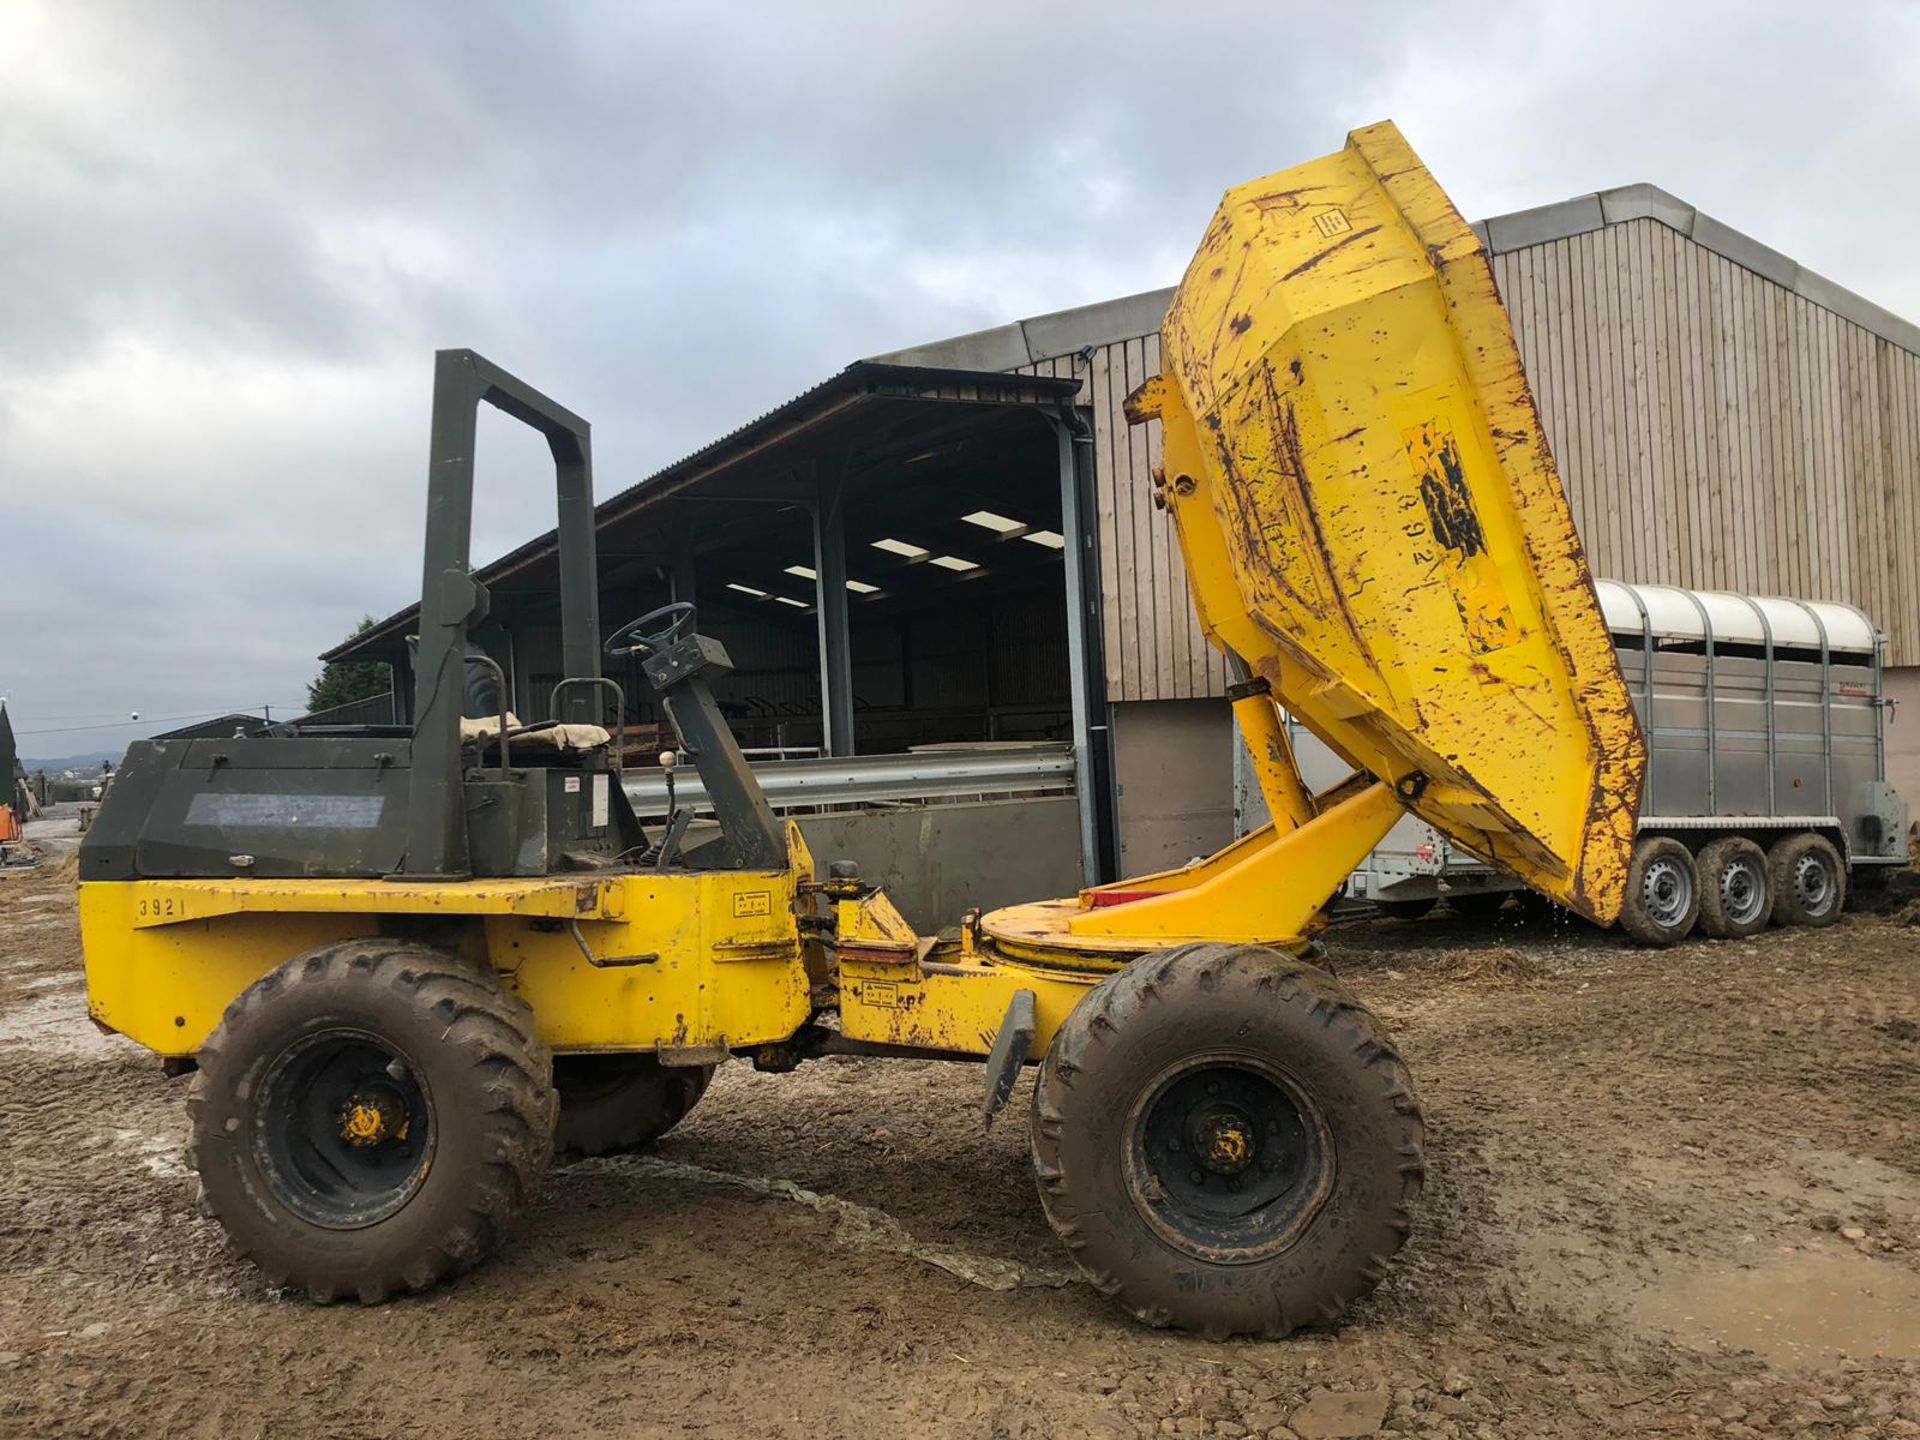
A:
553,1054,714,1160
1619,836,1700,947
1030,943,1425,1340
187,939,557,1303
1769,832,1847,928
1695,836,1772,939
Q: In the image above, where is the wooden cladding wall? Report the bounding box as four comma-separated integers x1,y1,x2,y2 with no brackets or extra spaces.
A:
1027,216,1920,701
1491,218,1920,666
1020,342,1230,703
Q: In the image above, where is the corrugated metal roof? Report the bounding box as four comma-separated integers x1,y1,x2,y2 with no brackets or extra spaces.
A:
325,360,1081,662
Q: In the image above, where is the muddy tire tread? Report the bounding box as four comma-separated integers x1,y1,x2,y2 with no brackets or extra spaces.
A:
552,1056,715,1161
1619,836,1700,947
1031,943,1425,1340
1695,836,1772,940
186,938,555,1303
1768,831,1847,929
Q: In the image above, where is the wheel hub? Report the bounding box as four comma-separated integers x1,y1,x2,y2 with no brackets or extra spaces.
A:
1794,855,1834,912
1126,1055,1334,1264
1187,1105,1257,1176
1721,856,1765,925
255,1030,434,1230
1643,857,1692,927
338,1090,408,1148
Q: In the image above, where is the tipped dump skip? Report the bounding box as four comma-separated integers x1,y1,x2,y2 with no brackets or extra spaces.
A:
1145,122,1645,923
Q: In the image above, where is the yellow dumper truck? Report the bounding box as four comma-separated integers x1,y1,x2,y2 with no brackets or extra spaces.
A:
76,122,1642,1338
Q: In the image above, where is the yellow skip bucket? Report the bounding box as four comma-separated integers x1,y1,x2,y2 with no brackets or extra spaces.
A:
1139,122,1645,923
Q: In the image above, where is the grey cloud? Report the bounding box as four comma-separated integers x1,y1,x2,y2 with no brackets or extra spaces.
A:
3,0,1916,758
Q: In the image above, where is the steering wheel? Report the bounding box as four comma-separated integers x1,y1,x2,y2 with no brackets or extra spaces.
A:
606,601,696,658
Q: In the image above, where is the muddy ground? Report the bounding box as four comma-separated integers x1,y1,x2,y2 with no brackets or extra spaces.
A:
2,847,1917,1440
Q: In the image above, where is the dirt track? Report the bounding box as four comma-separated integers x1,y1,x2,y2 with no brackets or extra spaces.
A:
3,855,1918,1440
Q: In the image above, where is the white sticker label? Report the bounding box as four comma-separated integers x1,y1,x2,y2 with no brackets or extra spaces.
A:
563,775,581,793
591,773,609,828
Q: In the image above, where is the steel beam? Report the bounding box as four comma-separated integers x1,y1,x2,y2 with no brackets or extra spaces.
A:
813,456,855,757
1052,406,1102,886
622,743,1074,817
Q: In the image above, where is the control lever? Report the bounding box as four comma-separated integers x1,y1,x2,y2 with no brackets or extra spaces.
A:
656,808,692,871
653,749,689,869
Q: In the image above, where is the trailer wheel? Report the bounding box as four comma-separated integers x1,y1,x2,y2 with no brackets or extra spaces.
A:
553,1055,715,1160
187,939,557,1303
1769,832,1846,928
1619,836,1700,946
1695,837,1772,939
1446,892,1510,922
1030,944,1424,1340
1375,897,1436,921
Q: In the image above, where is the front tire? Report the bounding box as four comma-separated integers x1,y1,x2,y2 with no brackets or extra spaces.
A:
1030,944,1425,1339
187,940,557,1303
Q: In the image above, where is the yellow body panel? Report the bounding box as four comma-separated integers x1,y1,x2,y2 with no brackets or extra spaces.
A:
1130,121,1643,923
79,865,810,1059
837,946,1102,1056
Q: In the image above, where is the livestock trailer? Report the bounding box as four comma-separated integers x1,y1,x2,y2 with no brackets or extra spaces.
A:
1237,581,1908,944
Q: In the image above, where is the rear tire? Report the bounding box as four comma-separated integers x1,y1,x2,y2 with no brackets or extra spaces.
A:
553,1055,714,1160
1619,836,1700,947
1768,832,1846,928
187,939,557,1303
1030,944,1425,1339
1375,897,1436,921
1695,837,1772,939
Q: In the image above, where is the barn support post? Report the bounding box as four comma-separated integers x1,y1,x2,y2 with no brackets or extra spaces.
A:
813,453,856,757
1051,404,1104,886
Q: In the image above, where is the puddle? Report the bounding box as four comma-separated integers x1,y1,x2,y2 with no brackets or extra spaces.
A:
1636,1147,1920,1217
111,1127,190,1180
18,972,81,993
1631,1247,1920,1368
0,984,125,1061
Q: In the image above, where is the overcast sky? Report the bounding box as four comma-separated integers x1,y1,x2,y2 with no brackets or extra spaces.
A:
3,1,1917,760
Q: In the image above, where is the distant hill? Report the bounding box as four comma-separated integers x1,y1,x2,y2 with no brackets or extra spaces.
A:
19,749,122,774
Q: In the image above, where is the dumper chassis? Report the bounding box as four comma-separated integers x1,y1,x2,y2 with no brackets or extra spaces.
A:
77,124,1642,1337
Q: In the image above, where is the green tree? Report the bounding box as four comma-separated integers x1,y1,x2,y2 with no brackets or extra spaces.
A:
306,616,393,714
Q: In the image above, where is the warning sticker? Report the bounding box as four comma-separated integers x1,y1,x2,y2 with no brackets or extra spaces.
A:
1313,208,1353,238
732,890,772,918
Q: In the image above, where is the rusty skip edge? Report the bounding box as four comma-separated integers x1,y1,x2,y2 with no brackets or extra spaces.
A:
1350,121,1646,924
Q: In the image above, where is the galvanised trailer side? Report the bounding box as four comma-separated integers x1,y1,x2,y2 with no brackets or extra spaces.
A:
1236,580,1908,945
